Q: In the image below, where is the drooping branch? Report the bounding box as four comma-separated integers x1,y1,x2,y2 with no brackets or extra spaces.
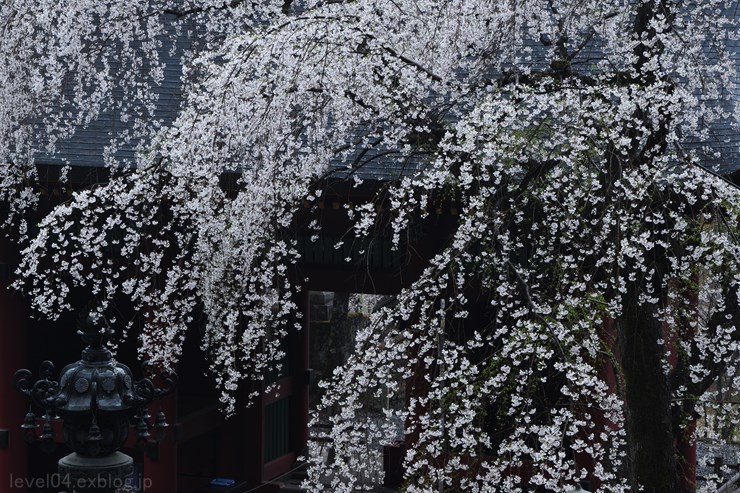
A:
162,0,247,18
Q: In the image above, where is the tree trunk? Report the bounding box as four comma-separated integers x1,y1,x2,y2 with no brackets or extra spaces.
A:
619,289,679,492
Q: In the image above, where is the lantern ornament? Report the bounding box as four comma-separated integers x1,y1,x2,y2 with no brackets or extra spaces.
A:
13,310,177,492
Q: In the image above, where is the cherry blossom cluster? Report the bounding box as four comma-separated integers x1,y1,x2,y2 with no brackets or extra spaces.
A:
2,0,739,491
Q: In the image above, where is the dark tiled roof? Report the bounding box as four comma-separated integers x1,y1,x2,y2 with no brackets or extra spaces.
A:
33,18,740,179
34,24,191,168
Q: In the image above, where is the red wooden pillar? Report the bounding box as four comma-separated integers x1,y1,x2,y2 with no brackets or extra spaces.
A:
662,277,697,492
0,237,28,492
291,290,310,455
682,278,699,493
678,419,697,492
581,317,620,491
143,391,177,492
244,390,265,485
